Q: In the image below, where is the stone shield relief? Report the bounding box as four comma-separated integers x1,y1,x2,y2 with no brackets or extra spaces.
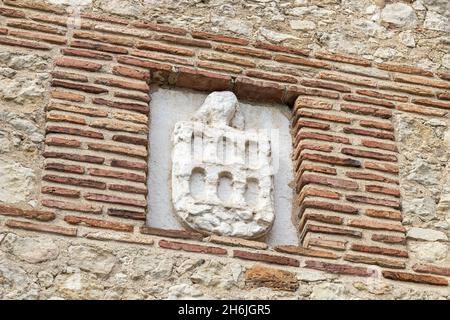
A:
171,91,275,239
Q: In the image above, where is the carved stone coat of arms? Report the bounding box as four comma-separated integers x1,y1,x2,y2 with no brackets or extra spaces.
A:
171,91,275,239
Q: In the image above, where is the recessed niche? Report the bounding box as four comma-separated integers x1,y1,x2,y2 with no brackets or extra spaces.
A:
147,87,297,245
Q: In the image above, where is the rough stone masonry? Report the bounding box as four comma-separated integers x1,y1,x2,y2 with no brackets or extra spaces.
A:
0,0,449,300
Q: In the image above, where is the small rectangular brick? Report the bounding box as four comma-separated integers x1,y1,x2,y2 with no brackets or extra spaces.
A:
46,125,104,139
361,140,397,152
0,7,26,18
245,266,299,292
412,98,450,110
355,89,408,103
245,70,297,84
117,56,172,73
112,135,147,147
43,174,106,190
4,0,65,14
305,224,362,238
131,21,188,35
413,264,450,277
296,131,350,145
380,83,435,97
160,240,227,255
341,103,392,119
295,97,334,110
344,254,405,269
140,226,204,241
88,168,146,183
299,187,340,201
343,94,396,109
314,52,371,66
51,80,108,94
64,215,134,232
93,98,149,114
94,77,149,93
372,234,406,245
74,31,134,47
5,219,77,237
342,148,397,162
348,218,405,233
198,51,255,68
55,57,102,72
0,35,51,50
254,41,310,56
47,112,86,125
71,40,128,54
295,142,333,155
396,103,447,117
83,231,154,246
298,163,336,175
45,162,85,174
109,184,148,194
113,112,148,125
114,92,151,103
192,31,249,45
43,152,104,165
42,186,80,198
107,208,146,221
304,260,375,277
298,173,359,191
345,171,398,184
47,102,108,117
275,54,332,69
359,119,394,131
366,185,400,197
301,200,358,215
307,238,347,251
84,193,146,208
42,199,102,214
136,41,194,56
299,153,361,168
29,13,68,27
366,209,402,221
205,235,268,250
157,34,211,48
112,65,150,81
45,137,81,148
177,68,232,92
0,204,55,222
345,128,395,141
61,48,113,61
52,71,88,83
294,120,330,131
88,143,147,158
233,250,299,267
394,74,450,89
300,79,352,93
275,245,338,259
295,109,352,124
382,270,448,286
304,213,344,225
364,161,399,174
197,61,242,74
351,244,408,258
438,92,450,100
9,30,66,45
377,63,433,77
0,28,8,35
216,44,271,59
91,119,148,134
346,195,400,209
234,77,285,103
111,159,147,172
286,85,340,102
317,72,377,87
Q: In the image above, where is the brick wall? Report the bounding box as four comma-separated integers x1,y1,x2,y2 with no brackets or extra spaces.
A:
0,0,449,290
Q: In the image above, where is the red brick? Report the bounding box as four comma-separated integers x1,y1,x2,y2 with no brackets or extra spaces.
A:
108,184,147,195
295,142,333,154
81,12,129,25
74,31,134,47
245,70,297,84
286,86,340,103
4,0,65,13
157,34,211,48
351,244,408,258
9,30,66,45
45,137,81,148
305,224,362,238
43,174,106,190
364,161,399,174
300,79,352,93
344,254,405,269
295,109,352,124
93,98,149,114
0,7,26,18
5,219,77,237
112,135,148,146
341,103,392,119
377,63,433,77
47,102,108,117
198,61,242,74
296,131,350,145
233,250,300,267
51,80,108,94
298,173,359,191
132,21,188,35
355,89,408,103
303,213,344,225
0,35,50,50
46,125,104,139
382,270,448,286
307,238,347,251
111,159,147,172
366,209,402,221
45,162,85,174
108,208,146,221
294,120,330,131
160,240,227,255
64,215,134,232
43,152,104,165
140,226,204,241
88,168,146,183
88,143,147,158
114,92,151,104
341,148,397,162
413,264,450,277
346,171,398,184
52,91,85,107
136,41,194,56
300,200,358,215
380,83,434,97
254,41,310,57
366,185,400,197
372,234,406,245
216,44,271,59
298,163,336,175
112,65,150,81
84,193,146,208
346,195,400,209
131,50,193,68
295,97,334,110
361,140,397,152
245,266,299,292
192,31,249,45
235,77,285,103
343,94,396,109
299,153,361,168
62,48,113,61
0,28,8,35
275,245,338,259
42,186,80,198
318,72,377,87
0,204,55,222
94,77,149,93
29,13,69,27
177,68,231,92
275,55,332,69
438,92,450,100
298,187,340,201
412,98,450,110
394,74,450,89
199,51,255,68
52,71,88,83
117,56,172,74
71,40,129,54
42,199,102,214
359,119,394,131
314,52,371,66
47,113,86,125
397,103,447,117
348,218,405,233
304,260,375,277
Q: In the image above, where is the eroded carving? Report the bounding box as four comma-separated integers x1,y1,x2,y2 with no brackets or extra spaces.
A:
171,91,275,239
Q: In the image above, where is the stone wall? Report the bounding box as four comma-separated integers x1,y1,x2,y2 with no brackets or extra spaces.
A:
0,0,449,299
